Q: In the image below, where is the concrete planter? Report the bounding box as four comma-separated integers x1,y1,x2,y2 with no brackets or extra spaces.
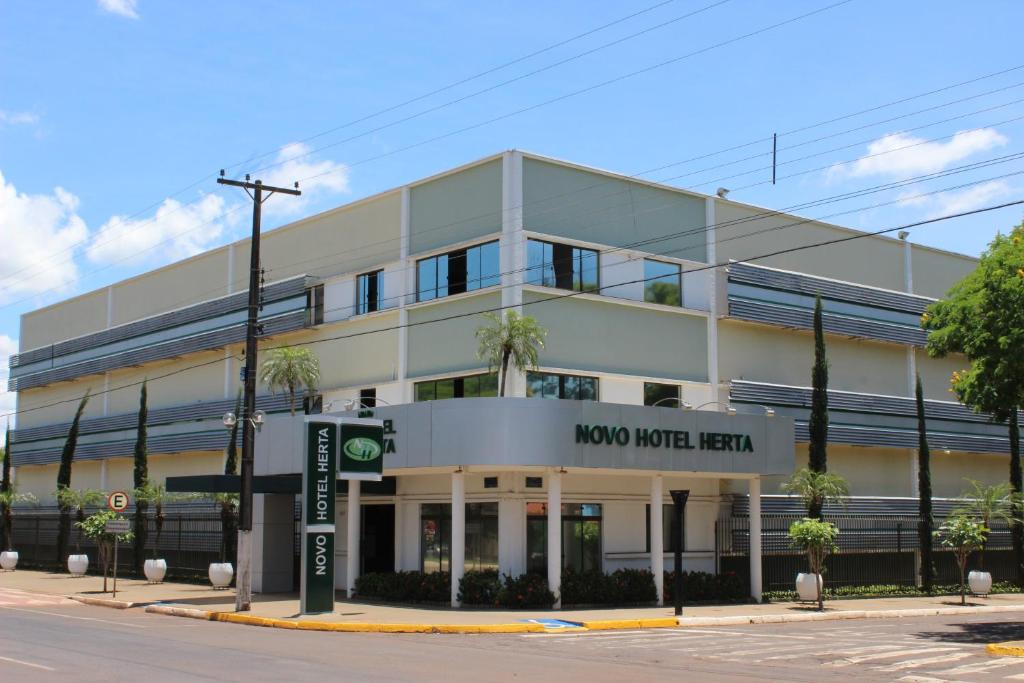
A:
67,554,89,576
795,573,823,602
144,558,168,583
0,550,18,570
209,562,234,589
968,570,992,596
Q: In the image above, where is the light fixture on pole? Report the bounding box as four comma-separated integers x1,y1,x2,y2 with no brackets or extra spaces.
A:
693,401,737,416
651,396,694,410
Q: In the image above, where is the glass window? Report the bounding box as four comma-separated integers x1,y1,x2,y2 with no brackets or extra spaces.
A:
306,284,324,326
644,259,682,306
526,239,599,292
526,372,598,401
646,504,684,553
421,503,499,573
356,270,382,315
359,387,377,408
414,373,499,402
644,382,680,407
416,241,499,302
526,503,602,575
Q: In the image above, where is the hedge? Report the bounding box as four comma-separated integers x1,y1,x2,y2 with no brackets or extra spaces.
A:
560,568,657,605
354,571,450,603
663,570,748,603
763,581,1024,603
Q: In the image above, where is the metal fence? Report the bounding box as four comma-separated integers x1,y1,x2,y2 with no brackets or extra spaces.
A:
716,514,1019,592
7,509,228,581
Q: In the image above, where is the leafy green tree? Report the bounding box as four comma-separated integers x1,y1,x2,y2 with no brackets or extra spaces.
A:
475,310,547,397
1,424,11,551
936,514,988,605
788,517,839,611
259,347,320,415
55,488,105,554
77,510,133,592
646,281,681,306
915,375,935,593
923,223,1024,584
808,296,829,504
132,381,149,575
781,468,849,519
56,392,90,563
953,480,1021,570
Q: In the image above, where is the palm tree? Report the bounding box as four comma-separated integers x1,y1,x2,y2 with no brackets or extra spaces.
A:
475,311,547,397
55,488,105,554
781,468,849,517
259,347,320,415
954,480,1022,570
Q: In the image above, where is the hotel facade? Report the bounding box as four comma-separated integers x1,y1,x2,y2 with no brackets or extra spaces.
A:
7,151,1012,605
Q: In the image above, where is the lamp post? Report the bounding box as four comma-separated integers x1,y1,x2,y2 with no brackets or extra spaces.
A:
670,489,690,616
650,397,694,410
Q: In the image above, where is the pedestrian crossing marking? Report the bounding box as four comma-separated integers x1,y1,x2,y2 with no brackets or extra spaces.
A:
826,647,960,666
874,652,973,672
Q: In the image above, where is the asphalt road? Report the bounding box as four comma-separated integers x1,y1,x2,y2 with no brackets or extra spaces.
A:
2,589,1024,682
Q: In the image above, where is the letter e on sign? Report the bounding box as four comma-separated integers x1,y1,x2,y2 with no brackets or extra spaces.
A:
107,491,130,513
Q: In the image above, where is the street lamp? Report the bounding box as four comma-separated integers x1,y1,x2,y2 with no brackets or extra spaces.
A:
329,397,393,412
650,396,694,410
222,410,266,432
693,401,737,416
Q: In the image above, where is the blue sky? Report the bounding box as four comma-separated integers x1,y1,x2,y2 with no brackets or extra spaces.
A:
1,0,1023,427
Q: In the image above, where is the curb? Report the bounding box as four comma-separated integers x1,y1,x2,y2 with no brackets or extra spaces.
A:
675,604,1024,627
987,641,1024,657
581,618,678,630
69,595,142,610
144,604,547,634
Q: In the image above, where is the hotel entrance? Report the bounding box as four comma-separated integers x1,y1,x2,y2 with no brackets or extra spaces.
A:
360,504,395,575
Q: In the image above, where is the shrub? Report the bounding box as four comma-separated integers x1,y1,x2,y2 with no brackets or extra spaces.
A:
354,571,450,603
663,570,747,603
560,569,612,605
459,570,502,606
496,573,555,608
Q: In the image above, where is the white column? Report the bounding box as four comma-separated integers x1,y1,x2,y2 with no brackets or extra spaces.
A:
99,460,109,491
650,475,664,606
346,481,361,598
450,471,466,607
705,197,720,397
398,186,411,403
498,495,526,577
501,151,526,397
749,477,762,603
547,469,562,608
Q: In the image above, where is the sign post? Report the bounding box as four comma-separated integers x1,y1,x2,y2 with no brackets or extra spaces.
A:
301,418,338,614
104,518,131,599
670,489,690,617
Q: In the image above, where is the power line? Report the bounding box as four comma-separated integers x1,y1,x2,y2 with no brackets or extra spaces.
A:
6,197,1021,425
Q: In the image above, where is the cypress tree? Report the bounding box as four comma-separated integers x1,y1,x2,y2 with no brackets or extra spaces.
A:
915,374,934,593
807,295,829,518
1,424,12,552
56,391,90,564
132,381,149,576
1010,408,1022,587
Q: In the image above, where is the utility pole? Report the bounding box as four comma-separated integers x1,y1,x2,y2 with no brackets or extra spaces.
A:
217,171,300,611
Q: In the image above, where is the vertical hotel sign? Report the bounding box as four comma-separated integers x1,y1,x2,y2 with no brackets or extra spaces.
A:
302,419,337,614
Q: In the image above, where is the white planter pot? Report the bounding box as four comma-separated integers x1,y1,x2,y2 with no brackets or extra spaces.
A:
968,570,992,596
209,562,234,589
67,554,89,576
796,572,823,602
144,558,167,583
0,550,18,570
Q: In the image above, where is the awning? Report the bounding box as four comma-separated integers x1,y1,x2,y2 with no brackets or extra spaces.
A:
165,474,397,495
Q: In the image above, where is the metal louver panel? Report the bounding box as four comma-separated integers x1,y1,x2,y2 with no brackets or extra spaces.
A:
730,495,964,518
10,276,310,368
9,310,306,391
727,261,933,314
11,393,294,444
730,380,994,424
728,298,928,346
14,431,231,466
793,421,1010,454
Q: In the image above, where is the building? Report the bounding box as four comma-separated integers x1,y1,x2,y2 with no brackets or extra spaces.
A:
7,150,1011,604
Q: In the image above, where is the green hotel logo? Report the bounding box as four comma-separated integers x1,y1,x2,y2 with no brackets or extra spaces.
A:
343,437,382,462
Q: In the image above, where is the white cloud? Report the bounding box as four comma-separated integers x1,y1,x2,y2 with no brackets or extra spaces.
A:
0,111,38,126
98,0,139,19
829,128,1008,180
923,180,1015,219
0,335,15,436
258,143,351,217
86,194,241,265
0,171,88,301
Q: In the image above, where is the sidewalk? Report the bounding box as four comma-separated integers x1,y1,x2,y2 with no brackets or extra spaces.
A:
5,569,1024,633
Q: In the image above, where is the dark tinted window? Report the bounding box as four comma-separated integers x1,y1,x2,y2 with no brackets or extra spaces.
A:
417,240,499,302
356,270,383,314
644,260,681,306
644,382,680,407
526,372,598,401
526,239,598,292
